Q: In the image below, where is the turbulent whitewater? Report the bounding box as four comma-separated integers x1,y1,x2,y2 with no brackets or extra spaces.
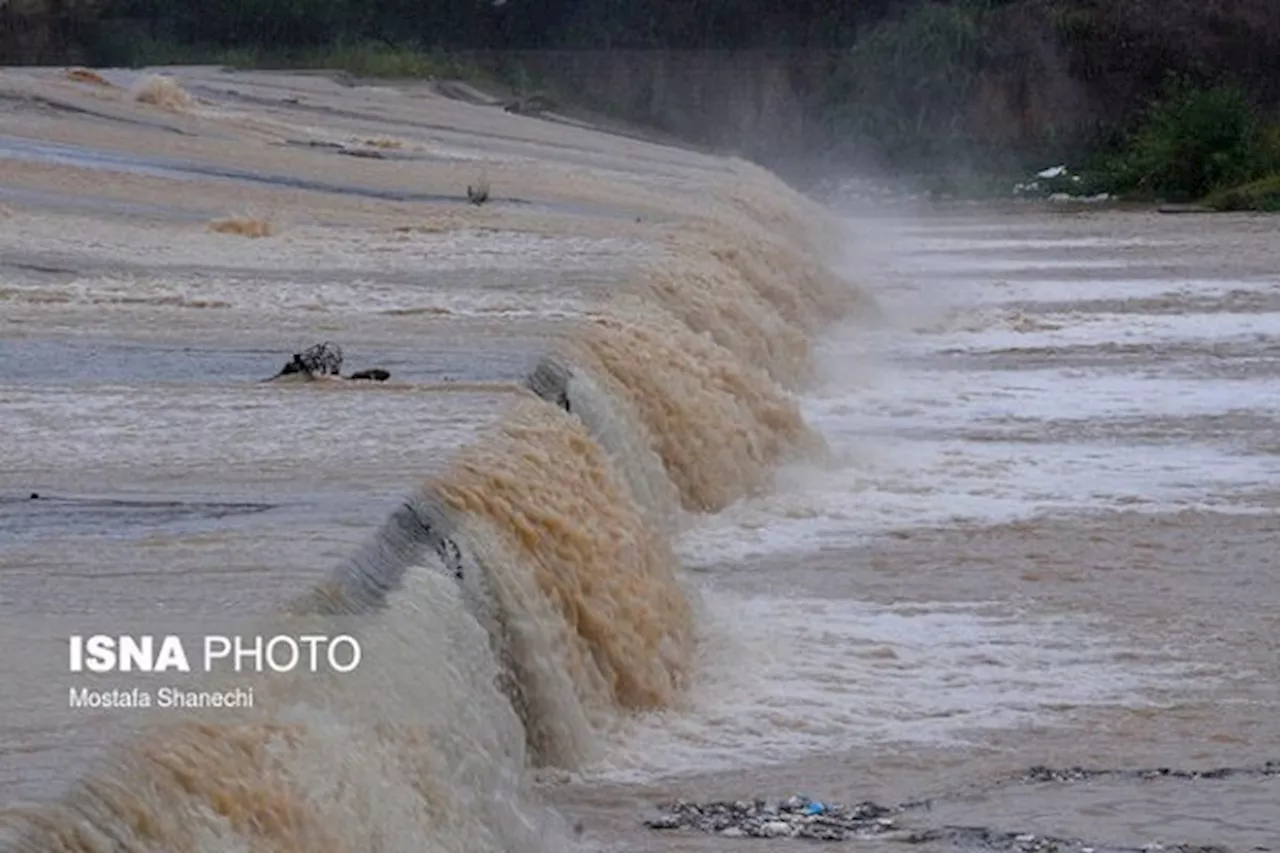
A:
0,69,865,853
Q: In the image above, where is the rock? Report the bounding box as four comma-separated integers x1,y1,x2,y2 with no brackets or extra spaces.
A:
348,368,390,382
760,821,792,838
525,355,572,412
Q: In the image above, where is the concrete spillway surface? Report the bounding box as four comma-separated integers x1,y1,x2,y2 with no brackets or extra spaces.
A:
0,65,1278,853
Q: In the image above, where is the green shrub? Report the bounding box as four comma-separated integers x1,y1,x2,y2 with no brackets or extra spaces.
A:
1205,174,1280,212
1106,74,1268,202
1049,5,1095,44
1260,123,1280,171
821,0,996,168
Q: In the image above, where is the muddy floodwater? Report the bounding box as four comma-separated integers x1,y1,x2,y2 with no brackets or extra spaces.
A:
1,66,1277,853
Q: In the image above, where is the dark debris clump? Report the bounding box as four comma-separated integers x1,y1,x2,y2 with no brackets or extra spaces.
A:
644,796,899,840
1021,762,1280,785
899,827,1230,853
267,342,390,382
642,764,1274,848
285,341,344,377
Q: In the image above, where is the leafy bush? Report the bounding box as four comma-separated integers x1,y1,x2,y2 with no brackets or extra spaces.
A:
1105,75,1269,201
1205,174,1280,212
221,43,465,78
821,0,996,168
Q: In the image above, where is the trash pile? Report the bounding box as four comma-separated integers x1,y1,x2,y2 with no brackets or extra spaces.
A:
643,796,900,841
642,791,1236,851
1012,165,1111,203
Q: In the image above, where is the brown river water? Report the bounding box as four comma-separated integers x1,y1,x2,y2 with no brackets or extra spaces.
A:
0,66,1277,853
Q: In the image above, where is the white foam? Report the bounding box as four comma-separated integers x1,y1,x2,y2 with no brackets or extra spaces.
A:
957,277,1278,306
596,212,1280,787
814,368,1280,428
588,594,1197,782
907,236,1173,253
5,275,602,317
900,255,1137,274
678,231,1280,562
0,217,650,277
681,439,1277,565
889,220,1047,236
904,308,1280,353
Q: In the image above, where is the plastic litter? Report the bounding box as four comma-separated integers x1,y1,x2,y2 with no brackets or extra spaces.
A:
643,796,897,841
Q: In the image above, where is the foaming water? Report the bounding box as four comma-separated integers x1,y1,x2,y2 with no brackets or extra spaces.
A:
561,308,822,513
585,205,1280,802
638,247,813,386
2,569,567,853
10,67,1280,853
430,400,694,765
585,594,1192,781
0,69,861,853
526,355,681,535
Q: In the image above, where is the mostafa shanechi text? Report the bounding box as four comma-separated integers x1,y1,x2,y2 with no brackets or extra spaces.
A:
69,685,256,710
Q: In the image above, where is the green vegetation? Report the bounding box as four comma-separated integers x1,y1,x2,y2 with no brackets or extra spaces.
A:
1097,76,1275,203
822,1,996,169
84,25,491,82
3,0,1277,206
1205,174,1280,212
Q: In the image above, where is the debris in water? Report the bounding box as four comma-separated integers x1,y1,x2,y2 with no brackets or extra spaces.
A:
642,796,898,841
643,778,1251,851
467,174,490,206
1016,762,1280,785
339,148,387,160
266,342,392,383
273,341,343,379
209,216,274,238
897,826,1227,853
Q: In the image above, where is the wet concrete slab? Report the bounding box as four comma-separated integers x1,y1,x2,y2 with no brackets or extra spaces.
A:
0,337,540,384
0,132,544,210
0,493,278,543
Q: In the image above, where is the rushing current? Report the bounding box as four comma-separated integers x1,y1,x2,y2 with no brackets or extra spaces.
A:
0,65,866,853
2,67,1278,853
